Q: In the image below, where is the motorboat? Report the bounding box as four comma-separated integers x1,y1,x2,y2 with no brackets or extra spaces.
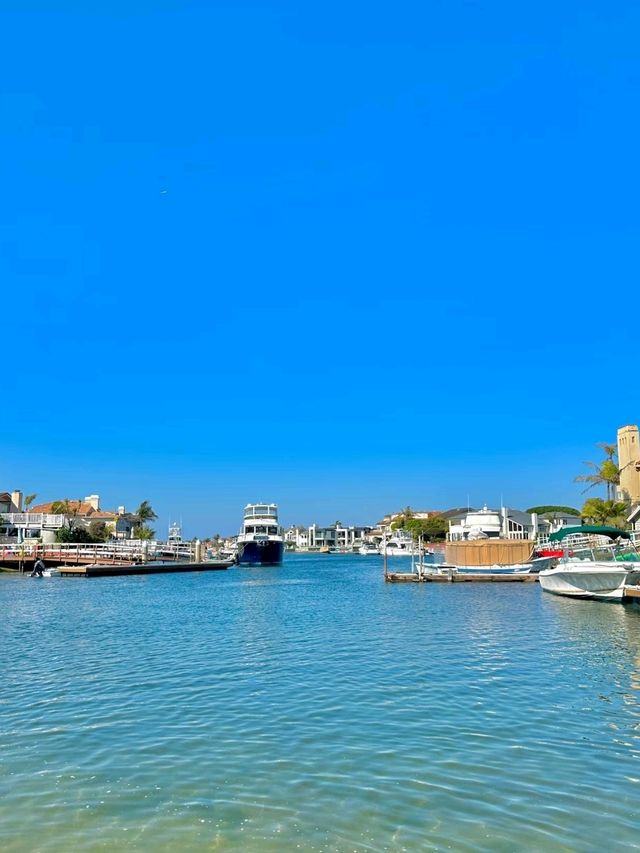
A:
381,532,418,557
538,526,640,601
236,503,284,566
358,542,379,556
427,562,535,575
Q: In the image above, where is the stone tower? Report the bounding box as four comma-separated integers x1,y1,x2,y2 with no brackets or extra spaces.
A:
617,424,640,503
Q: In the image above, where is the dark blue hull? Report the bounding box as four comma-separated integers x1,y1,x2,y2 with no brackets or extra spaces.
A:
237,540,284,566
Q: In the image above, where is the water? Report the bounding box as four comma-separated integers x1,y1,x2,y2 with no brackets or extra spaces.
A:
2,553,640,852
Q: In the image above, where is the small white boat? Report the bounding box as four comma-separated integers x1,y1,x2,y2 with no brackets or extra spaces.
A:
539,526,640,601
428,562,534,575
358,543,379,556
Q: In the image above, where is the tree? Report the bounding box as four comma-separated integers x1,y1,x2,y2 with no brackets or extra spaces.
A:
135,500,158,526
581,498,628,527
575,442,620,501
24,493,37,511
391,506,414,530
132,501,158,539
526,505,580,516
55,526,93,543
51,499,82,533
134,525,155,540
88,520,110,542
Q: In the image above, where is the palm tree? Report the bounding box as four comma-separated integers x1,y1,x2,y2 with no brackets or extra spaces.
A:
24,493,37,512
581,498,628,527
135,500,158,527
575,442,620,501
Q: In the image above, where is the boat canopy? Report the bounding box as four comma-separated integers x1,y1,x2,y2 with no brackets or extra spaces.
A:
548,525,631,542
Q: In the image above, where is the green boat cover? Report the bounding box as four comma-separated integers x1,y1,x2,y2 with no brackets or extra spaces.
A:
548,525,631,542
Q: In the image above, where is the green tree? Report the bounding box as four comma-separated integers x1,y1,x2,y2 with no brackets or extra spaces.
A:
135,500,158,527
526,505,580,516
391,506,414,530
24,493,37,511
51,499,82,533
581,498,628,527
55,525,93,543
575,442,620,501
134,524,155,540
132,501,158,539
88,520,110,542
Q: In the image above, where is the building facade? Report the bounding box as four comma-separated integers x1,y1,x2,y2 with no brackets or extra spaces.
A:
617,424,640,504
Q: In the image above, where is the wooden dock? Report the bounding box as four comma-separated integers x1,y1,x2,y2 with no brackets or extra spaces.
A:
55,561,233,578
386,571,538,583
624,585,640,601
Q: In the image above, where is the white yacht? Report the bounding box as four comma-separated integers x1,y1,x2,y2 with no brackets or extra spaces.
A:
539,526,640,601
358,542,379,556
236,503,284,566
381,532,418,557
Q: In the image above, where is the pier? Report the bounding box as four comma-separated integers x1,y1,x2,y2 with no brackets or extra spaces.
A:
385,571,538,583
55,560,232,577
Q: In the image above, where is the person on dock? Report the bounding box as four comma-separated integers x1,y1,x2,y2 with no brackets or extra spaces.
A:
30,558,45,577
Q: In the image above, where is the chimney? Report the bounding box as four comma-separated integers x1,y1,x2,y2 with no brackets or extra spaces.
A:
84,494,100,511
11,491,23,511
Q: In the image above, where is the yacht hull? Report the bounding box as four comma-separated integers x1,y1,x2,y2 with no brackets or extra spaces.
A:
539,564,634,601
237,540,284,566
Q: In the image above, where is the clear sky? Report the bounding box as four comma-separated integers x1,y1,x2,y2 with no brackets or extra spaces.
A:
2,1,639,536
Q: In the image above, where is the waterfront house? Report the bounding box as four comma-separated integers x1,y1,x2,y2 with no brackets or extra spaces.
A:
1,494,138,543
307,523,372,550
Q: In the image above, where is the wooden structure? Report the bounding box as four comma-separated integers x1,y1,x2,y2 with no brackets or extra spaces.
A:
445,539,534,568
386,571,537,583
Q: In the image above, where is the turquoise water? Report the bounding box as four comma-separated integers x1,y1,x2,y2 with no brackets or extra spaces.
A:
2,553,640,852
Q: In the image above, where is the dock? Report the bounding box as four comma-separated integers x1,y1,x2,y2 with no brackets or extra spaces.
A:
624,584,640,601
386,571,538,583
55,560,233,578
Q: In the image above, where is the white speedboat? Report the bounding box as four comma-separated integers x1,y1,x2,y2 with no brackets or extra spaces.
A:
539,526,640,601
358,543,379,556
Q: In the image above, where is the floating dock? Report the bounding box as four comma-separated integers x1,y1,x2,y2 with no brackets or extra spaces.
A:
386,571,538,583
624,585,640,601
55,560,233,578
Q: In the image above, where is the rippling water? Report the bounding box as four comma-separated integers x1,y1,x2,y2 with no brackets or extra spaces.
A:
2,553,640,851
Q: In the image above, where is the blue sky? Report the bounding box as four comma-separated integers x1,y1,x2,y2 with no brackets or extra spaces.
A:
2,0,638,536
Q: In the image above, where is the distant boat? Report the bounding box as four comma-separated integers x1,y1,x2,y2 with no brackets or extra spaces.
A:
236,503,284,566
358,543,379,556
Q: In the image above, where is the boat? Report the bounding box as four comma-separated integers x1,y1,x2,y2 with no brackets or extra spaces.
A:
427,562,535,575
381,532,418,557
358,542,379,556
538,526,640,601
236,503,284,566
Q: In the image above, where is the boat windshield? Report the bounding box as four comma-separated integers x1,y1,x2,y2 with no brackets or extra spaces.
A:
564,542,640,563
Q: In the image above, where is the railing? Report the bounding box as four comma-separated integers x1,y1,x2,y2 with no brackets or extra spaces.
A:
0,513,66,527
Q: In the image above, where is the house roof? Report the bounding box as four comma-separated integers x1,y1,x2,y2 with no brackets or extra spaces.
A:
29,500,99,516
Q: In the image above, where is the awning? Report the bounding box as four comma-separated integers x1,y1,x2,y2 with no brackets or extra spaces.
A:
549,525,631,542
